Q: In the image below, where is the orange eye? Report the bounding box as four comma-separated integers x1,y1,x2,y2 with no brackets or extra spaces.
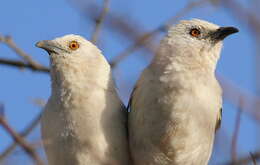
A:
190,28,201,37
69,41,79,50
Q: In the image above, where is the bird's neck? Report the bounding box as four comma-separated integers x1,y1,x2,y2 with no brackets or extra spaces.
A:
49,56,111,100
150,40,220,76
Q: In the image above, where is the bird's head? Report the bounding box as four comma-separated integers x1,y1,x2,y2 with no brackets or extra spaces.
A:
167,19,238,58
36,35,109,87
155,19,239,72
35,34,106,73
36,34,101,62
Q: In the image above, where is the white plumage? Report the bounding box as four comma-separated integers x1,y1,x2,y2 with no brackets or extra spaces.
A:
36,35,130,165
128,19,238,165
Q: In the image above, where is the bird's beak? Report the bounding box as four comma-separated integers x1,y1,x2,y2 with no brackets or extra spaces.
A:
211,27,239,41
36,40,66,54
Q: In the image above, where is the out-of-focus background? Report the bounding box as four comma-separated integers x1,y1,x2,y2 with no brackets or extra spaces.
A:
0,0,259,164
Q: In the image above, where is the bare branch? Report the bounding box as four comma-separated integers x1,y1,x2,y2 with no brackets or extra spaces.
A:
72,0,209,68
91,0,110,44
220,0,260,98
220,0,260,37
223,151,260,165
230,99,243,163
0,107,44,165
250,152,259,165
218,75,260,122
0,35,45,70
72,0,143,43
0,58,49,73
0,111,42,162
109,0,209,68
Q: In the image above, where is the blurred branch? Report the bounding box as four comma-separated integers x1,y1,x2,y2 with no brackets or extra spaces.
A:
249,152,257,165
221,0,260,37
0,58,49,73
0,106,44,165
109,0,209,68
224,151,260,165
218,75,260,122
72,0,209,68
0,34,49,73
72,0,144,43
220,0,260,96
0,35,46,69
31,98,46,108
250,152,258,165
0,111,42,162
230,100,243,164
91,0,110,44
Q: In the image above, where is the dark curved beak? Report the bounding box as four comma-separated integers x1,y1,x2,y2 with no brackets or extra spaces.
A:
211,27,239,41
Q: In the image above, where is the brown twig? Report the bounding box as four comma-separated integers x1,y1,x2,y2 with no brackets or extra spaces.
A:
0,111,42,162
249,152,257,165
109,30,157,68
0,58,49,73
230,99,243,164
109,0,209,68
223,151,260,165
0,35,45,69
250,152,259,165
218,75,260,122
220,0,260,97
0,107,44,165
220,0,260,36
73,0,144,43
0,34,49,73
91,0,110,44
72,0,209,68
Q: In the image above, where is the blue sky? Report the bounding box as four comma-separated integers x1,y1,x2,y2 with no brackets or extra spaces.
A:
0,0,258,164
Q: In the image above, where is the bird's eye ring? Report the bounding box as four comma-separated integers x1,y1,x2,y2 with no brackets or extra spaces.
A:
69,41,80,50
190,28,201,37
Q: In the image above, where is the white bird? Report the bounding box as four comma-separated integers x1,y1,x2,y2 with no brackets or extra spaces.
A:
128,19,238,165
36,35,131,165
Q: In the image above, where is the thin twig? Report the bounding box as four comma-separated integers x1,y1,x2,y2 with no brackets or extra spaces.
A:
231,98,243,164
221,0,260,36
218,75,260,122
223,151,260,165
0,108,44,165
91,0,110,44
0,35,44,69
250,152,258,165
0,111,42,162
71,0,157,65
109,0,209,68
220,0,260,96
73,0,143,43
0,58,49,73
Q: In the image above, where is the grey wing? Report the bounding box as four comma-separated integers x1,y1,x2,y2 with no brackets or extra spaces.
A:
127,86,137,112
215,108,222,131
